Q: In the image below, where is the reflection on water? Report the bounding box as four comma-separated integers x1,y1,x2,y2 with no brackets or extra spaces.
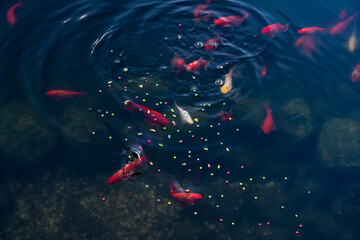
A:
1,0,360,239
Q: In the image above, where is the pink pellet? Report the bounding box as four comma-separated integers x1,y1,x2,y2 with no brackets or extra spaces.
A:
157,169,161,172
200,137,204,140
227,172,230,174
241,166,244,169
192,135,195,138
225,180,229,183
188,169,191,172
299,224,303,228
220,219,223,222
108,85,111,87
147,140,151,143
218,123,221,126
258,223,261,226
295,231,299,235
135,96,139,98
102,197,106,201
118,77,121,79
267,222,270,225
179,24,182,27
165,102,167,104
157,199,160,202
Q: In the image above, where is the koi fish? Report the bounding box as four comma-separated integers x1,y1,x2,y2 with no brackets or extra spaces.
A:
221,64,236,94
186,58,209,72
175,102,194,124
294,35,315,56
108,151,148,184
123,100,169,126
214,12,249,27
261,23,289,37
348,21,357,52
261,64,267,78
194,0,211,22
170,181,202,208
7,1,24,25
261,104,276,134
46,90,84,99
298,27,328,34
330,12,360,35
351,64,360,83
204,35,219,51
171,56,186,72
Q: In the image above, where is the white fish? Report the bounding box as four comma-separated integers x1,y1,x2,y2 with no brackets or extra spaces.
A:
221,64,236,94
348,20,357,52
175,102,194,124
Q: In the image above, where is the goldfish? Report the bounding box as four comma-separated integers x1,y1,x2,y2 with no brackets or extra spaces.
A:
330,12,360,35
170,181,202,209
294,35,315,56
351,64,360,83
261,104,276,134
194,0,211,22
123,100,169,126
260,64,267,78
214,12,249,27
6,1,24,25
186,58,209,72
298,27,328,34
175,102,194,124
171,56,186,72
261,23,289,37
221,64,236,94
218,108,233,121
348,21,357,52
108,151,148,184
204,35,219,51
46,90,84,99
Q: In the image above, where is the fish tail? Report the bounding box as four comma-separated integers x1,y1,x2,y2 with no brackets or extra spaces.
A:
242,11,250,19
264,103,270,112
203,60,209,70
123,100,137,111
18,1,24,7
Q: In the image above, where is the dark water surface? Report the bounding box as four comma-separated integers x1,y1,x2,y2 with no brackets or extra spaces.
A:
1,0,360,239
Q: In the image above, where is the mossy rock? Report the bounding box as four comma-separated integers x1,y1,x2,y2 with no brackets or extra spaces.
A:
0,103,57,166
278,98,313,140
319,118,360,167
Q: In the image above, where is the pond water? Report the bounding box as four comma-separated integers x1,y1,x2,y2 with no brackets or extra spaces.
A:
1,0,360,239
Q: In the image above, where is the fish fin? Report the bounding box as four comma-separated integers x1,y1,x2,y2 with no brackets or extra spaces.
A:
132,170,145,177
264,103,270,112
171,181,184,193
123,100,137,111
181,203,188,210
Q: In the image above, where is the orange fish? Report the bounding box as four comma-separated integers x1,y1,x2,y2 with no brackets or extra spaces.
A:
194,0,211,22
214,12,249,27
260,64,267,78
186,58,209,72
7,1,24,25
108,151,148,184
330,12,360,35
261,104,276,134
298,27,328,34
171,56,186,72
46,90,84,99
294,35,315,56
204,35,219,51
123,100,169,126
261,23,289,37
351,64,360,82
170,181,202,209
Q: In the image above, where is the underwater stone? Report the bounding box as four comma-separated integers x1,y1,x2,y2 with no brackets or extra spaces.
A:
319,118,360,167
0,103,57,166
278,98,313,140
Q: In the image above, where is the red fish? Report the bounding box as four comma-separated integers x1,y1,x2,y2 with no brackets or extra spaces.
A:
261,23,289,37
46,90,84,99
171,56,186,72
330,12,360,35
123,100,169,126
194,0,211,22
204,35,219,51
294,35,315,56
108,151,148,184
170,181,202,208
7,1,24,25
260,64,267,78
261,104,276,134
186,58,209,72
339,8,348,20
218,109,233,121
351,64,360,82
214,12,249,27
298,27,328,34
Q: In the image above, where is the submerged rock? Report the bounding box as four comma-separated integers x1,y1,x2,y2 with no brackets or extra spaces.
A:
319,118,360,167
0,103,57,166
278,98,313,140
